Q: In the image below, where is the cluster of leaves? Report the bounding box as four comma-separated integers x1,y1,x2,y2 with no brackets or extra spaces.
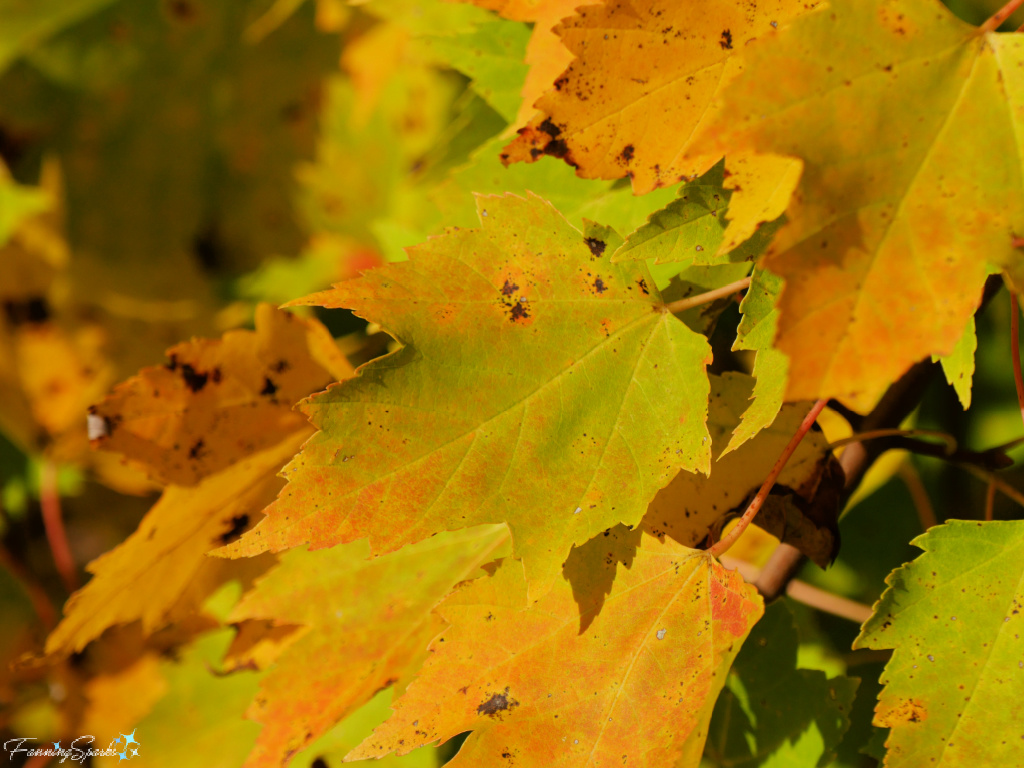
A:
2,0,1024,767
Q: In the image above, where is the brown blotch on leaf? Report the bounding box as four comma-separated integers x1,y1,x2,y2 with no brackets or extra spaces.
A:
720,29,733,49
584,237,606,258
510,301,530,323
538,118,562,139
546,139,570,159
271,359,289,374
180,364,208,393
211,367,222,383
876,698,928,727
188,439,205,460
594,277,607,294
218,514,250,545
501,279,519,296
477,687,519,717
620,145,635,162
636,278,649,295
260,377,279,397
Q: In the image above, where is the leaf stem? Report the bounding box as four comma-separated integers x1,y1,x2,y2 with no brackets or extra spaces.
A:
960,463,1024,509
708,398,828,559
980,0,1024,32
40,461,77,594
898,462,938,531
663,277,750,315
1011,292,1024,432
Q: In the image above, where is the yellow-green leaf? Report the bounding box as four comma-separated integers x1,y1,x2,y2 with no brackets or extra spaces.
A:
225,193,713,598
854,520,1024,767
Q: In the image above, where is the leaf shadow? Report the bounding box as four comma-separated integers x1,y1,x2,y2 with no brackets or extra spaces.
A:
562,524,642,635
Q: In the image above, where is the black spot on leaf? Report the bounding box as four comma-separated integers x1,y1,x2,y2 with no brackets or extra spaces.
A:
501,279,519,296
218,514,250,545
180,364,208,392
585,237,606,257
538,118,562,139
261,377,278,396
720,29,733,49
620,145,634,162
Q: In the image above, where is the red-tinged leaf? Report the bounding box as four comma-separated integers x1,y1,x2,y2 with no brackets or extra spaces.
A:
228,525,509,768
349,528,762,767
697,0,1024,408
223,193,713,598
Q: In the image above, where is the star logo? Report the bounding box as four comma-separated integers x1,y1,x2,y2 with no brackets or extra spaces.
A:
121,731,139,747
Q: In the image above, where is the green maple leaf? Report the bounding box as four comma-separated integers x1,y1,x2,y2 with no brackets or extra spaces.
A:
223,193,713,597
854,520,1024,767
724,267,788,455
612,162,782,268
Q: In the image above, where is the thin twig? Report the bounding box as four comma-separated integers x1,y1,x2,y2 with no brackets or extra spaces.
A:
721,556,872,624
980,0,1024,32
960,463,1024,509
985,475,997,521
40,461,77,593
663,277,751,315
1011,292,1024,432
0,543,57,629
709,398,828,558
898,462,938,531
829,428,957,456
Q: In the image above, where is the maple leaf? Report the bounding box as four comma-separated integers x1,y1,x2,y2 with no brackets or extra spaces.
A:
705,601,858,767
44,432,305,657
227,526,508,768
89,304,351,486
854,520,1024,767
933,315,976,409
500,0,816,193
223,193,713,598
698,0,1024,408
644,372,841,568
723,267,788,455
459,0,581,129
126,629,263,768
349,528,763,766
291,690,439,768
612,161,785,268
